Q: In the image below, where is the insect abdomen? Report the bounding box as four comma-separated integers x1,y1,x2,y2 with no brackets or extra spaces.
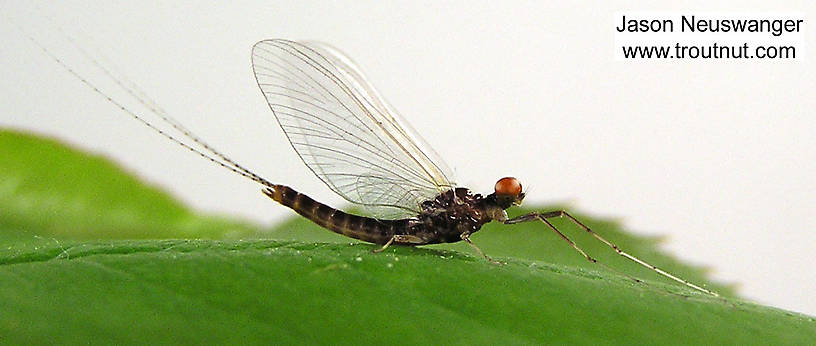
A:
263,185,402,244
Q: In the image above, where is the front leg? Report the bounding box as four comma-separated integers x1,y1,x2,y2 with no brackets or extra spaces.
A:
505,211,718,296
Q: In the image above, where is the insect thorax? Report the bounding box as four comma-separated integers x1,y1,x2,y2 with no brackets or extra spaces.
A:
410,188,500,244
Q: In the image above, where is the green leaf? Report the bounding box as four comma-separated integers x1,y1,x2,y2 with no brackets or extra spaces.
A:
1,240,814,344
0,129,262,241
1,128,814,344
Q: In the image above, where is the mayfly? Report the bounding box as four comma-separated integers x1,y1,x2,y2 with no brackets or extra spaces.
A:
25,35,717,296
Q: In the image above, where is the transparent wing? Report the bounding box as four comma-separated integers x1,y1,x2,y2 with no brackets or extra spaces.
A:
251,39,455,218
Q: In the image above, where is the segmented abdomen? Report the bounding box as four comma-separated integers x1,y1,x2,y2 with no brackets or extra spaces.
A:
263,185,409,244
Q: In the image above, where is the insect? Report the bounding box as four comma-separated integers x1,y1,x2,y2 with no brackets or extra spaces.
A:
24,33,717,296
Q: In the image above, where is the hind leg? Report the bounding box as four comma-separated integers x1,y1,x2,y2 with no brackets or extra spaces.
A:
461,233,504,265
372,234,427,253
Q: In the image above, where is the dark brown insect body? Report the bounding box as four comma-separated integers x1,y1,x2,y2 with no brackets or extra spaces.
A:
265,185,513,246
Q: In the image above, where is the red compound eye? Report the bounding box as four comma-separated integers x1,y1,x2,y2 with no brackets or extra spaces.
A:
494,177,522,197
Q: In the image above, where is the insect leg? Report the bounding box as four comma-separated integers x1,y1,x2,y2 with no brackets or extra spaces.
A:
505,211,718,296
372,235,426,253
461,233,504,265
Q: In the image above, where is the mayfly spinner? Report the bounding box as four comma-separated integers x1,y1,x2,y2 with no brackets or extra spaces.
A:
30,37,717,296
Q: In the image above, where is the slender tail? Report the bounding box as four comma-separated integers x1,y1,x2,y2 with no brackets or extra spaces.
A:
8,14,277,190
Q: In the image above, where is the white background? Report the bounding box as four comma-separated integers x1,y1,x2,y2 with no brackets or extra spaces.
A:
1,1,814,316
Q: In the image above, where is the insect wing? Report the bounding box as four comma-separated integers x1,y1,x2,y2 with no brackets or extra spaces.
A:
303,41,455,188
251,39,455,218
